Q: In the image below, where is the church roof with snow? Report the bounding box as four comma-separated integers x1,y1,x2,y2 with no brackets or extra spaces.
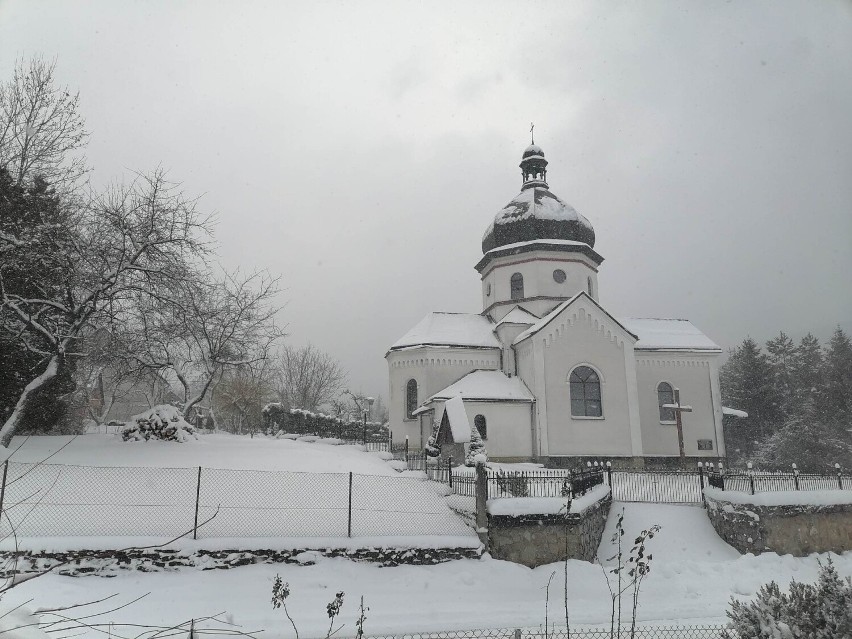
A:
496,306,540,326
388,312,500,352
619,318,721,352
425,370,535,403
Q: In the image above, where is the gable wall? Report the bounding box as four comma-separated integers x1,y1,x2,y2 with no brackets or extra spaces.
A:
635,353,724,457
537,304,640,456
386,347,501,445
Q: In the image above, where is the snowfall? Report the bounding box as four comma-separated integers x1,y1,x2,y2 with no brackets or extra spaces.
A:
2,433,851,638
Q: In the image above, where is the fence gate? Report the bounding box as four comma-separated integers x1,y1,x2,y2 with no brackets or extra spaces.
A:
608,470,703,504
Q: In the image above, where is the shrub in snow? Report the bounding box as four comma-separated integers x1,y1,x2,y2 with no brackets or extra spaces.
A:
464,423,487,467
121,405,198,442
425,418,441,457
723,559,852,639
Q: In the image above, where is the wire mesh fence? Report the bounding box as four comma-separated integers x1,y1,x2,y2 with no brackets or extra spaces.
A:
0,461,473,541
355,625,730,639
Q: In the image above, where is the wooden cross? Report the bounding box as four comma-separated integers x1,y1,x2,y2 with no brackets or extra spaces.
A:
662,388,693,458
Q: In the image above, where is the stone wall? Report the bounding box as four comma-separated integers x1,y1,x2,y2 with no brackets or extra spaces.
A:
487,494,611,567
704,493,852,556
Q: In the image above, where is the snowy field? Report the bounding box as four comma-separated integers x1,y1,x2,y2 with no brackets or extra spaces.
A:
0,434,475,546
5,502,851,638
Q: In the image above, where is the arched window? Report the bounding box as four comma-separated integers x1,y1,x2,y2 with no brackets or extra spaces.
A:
587,276,594,297
657,382,675,422
569,366,602,417
510,273,524,300
405,379,418,419
474,414,487,440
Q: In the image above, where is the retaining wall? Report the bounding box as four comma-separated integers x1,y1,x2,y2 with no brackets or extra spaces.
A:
487,493,611,567
704,490,852,556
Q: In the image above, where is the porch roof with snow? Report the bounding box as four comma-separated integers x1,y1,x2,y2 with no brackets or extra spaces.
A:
387,312,500,352
619,318,721,352
420,370,535,408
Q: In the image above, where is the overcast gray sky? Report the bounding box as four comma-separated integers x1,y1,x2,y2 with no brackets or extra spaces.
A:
2,1,851,401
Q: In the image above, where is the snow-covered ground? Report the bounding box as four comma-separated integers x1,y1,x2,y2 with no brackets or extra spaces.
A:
5,433,398,474
6,502,851,638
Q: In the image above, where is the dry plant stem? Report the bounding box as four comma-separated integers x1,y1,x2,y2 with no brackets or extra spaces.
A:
544,570,556,639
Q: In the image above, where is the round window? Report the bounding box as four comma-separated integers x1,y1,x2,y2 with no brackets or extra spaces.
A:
486,283,492,296
553,269,566,283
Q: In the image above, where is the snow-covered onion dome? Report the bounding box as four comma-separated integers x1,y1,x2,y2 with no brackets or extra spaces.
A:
481,144,596,253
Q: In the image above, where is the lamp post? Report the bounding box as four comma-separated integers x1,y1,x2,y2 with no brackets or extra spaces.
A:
362,396,375,445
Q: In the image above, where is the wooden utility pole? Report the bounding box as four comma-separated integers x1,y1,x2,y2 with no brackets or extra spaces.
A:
662,388,693,459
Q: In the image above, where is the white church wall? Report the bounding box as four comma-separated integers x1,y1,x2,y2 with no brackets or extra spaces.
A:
460,401,533,459
635,354,724,457
536,304,639,457
481,250,599,321
386,347,501,446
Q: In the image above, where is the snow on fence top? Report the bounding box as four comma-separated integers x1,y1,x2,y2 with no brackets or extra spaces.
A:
722,407,749,418
704,486,852,507
487,484,610,516
389,312,501,351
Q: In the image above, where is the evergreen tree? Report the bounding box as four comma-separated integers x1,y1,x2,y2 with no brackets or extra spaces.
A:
754,394,852,471
720,338,780,455
793,333,824,409
765,331,798,418
823,327,852,426
0,168,80,433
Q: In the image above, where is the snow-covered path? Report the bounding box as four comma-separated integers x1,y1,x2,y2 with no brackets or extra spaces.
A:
7,502,851,638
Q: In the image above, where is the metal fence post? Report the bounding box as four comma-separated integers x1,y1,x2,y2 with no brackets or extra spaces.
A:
747,462,755,495
606,460,612,488
514,629,521,639
193,466,202,540
347,471,353,538
448,456,453,488
792,464,800,491
404,436,409,463
0,460,8,526
836,463,843,490
697,462,705,490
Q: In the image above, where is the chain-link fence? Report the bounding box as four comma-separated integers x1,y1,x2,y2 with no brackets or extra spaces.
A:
0,461,473,541
355,625,730,639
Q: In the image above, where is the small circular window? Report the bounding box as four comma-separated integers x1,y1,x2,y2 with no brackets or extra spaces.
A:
486,283,492,296
553,269,566,283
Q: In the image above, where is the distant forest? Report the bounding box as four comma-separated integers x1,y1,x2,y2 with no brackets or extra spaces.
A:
720,326,852,470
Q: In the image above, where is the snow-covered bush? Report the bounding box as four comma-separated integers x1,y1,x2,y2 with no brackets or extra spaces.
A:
464,422,487,467
121,405,198,442
723,559,852,639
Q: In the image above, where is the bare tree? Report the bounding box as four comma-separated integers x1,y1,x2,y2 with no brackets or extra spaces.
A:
132,269,284,417
214,358,277,435
0,56,89,192
0,170,211,447
273,344,348,412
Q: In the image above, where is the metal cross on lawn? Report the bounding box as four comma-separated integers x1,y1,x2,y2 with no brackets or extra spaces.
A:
662,388,692,458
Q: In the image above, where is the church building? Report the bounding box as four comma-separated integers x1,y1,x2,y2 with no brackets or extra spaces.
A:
386,140,725,466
